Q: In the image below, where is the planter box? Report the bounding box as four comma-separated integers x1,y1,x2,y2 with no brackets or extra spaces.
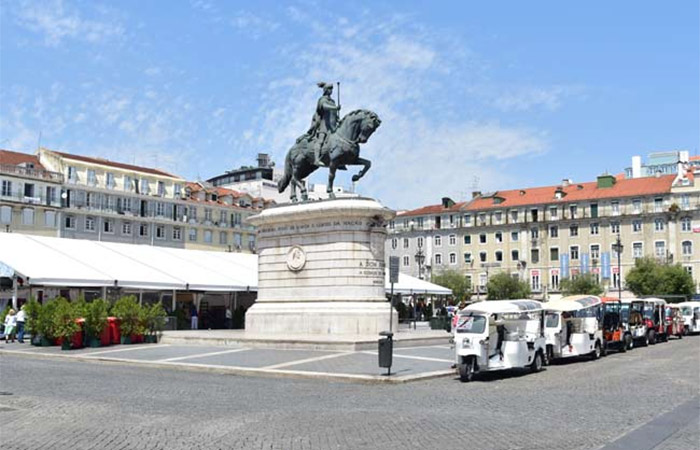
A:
88,337,101,348
99,326,111,346
61,340,72,351
120,336,132,345
108,317,120,345
40,336,54,347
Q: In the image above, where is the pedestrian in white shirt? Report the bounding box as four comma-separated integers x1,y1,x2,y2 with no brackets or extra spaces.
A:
16,305,26,343
3,309,17,343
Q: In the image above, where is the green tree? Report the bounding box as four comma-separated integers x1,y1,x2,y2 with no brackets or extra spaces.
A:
626,257,694,299
486,272,531,300
560,273,603,296
432,269,471,303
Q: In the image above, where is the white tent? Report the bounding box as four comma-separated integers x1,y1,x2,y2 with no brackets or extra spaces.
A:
0,233,450,295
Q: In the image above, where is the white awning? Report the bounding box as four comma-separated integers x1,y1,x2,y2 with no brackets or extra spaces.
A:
0,233,449,295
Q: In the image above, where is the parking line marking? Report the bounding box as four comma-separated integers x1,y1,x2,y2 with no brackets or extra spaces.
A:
262,352,354,369
81,344,170,357
158,348,249,362
361,351,453,364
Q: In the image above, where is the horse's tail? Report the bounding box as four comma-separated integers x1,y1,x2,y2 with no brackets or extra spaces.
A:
277,150,293,193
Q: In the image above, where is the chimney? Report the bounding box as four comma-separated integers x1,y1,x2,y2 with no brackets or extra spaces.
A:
561,179,572,187
471,191,482,199
631,155,642,178
256,153,270,168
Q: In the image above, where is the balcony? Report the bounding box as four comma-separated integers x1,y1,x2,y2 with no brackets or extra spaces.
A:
0,191,61,207
0,164,63,183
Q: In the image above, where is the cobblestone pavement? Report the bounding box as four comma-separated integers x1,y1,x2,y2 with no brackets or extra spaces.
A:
0,337,698,450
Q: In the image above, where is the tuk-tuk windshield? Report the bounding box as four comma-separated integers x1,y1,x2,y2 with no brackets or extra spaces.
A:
620,304,630,322
680,306,693,315
455,315,487,334
642,304,654,320
545,312,560,328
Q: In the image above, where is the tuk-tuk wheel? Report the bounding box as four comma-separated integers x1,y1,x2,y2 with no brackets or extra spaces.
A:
648,330,656,345
601,342,608,357
530,351,543,373
591,342,602,360
459,358,476,383
625,334,633,350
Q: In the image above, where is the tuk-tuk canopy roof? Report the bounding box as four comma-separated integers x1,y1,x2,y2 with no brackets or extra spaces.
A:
546,295,601,312
643,297,667,305
677,301,700,308
464,299,543,315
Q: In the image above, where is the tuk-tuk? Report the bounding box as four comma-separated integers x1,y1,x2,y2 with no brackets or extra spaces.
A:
544,295,605,361
454,300,546,382
622,299,651,346
642,298,668,343
678,301,700,334
600,297,633,352
664,304,684,339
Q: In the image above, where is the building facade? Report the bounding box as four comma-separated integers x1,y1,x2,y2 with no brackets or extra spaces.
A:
387,172,700,298
0,150,64,237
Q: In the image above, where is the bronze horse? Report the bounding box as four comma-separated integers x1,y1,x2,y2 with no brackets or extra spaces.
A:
277,109,381,202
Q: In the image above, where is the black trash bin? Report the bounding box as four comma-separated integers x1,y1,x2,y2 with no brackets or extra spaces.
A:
378,331,393,372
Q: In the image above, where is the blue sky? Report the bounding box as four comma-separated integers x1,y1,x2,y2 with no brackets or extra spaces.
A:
1,0,698,209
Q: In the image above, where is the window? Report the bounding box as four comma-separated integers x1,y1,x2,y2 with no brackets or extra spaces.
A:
464,253,472,263
570,246,579,260
204,230,213,243
531,249,540,263
44,210,56,227
402,255,410,266
434,254,442,265
403,238,409,249
174,184,182,198
479,234,486,244
479,252,487,263
204,208,213,221
654,241,666,258
590,244,600,259
391,238,397,250
67,166,77,182
233,233,242,247
124,175,132,191
464,235,471,245
654,218,665,232
611,221,620,234
85,216,95,231
417,237,424,248
549,206,558,220
570,225,578,237
219,231,228,244
531,209,539,222
611,201,620,215
156,202,165,217
633,242,643,258
141,179,150,194
156,225,165,239
0,206,11,224
550,270,560,291
494,211,502,224
681,217,692,232
173,227,182,240
681,194,690,209
45,186,56,205
435,235,442,247
103,219,114,234
613,271,621,289
64,214,75,229
654,197,663,212
550,247,559,261
434,216,441,229
682,241,693,256
569,205,578,219
590,203,598,218
157,181,165,196
219,210,227,224
139,223,149,237
449,253,457,264
531,273,541,291
188,206,197,220
478,214,487,226
87,169,97,186
531,228,539,239
122,221,132,235
1,180,11,196
510,210,518,223
633,220,642,232
590,222,599,235
511,231,519,241
463,214,471,227
495,251,503,262
449,234,456,246
189,228,197,241
549,226,558,238
632,199,641,213
511,249,519,261
495,232,503,243
106,173,115,189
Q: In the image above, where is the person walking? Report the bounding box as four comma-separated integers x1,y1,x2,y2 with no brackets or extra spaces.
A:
190,302,198,330
3,309,17,343
225,306,232,329
15,305,26,343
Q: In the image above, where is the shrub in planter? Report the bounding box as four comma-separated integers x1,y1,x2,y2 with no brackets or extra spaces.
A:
84,299,109,348
143,303,167,343
36,299,60,345
23,298,42,345
112,296,143,344
52,298,80,350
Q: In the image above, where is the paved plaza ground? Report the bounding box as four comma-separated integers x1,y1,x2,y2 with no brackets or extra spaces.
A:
0,336,698,450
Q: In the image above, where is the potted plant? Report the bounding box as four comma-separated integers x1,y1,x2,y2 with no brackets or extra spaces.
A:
36,299,59,346
143,303,167,343
23,298,42,346
112,296,142,344
83,299,109,348
52,298,79,350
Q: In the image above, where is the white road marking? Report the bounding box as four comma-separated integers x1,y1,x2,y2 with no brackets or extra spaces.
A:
158,348,249,362
361,351,453,364
80,344,170,357
262,352,354,369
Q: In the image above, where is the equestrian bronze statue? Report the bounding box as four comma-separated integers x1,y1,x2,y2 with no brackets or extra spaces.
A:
277,82,381,202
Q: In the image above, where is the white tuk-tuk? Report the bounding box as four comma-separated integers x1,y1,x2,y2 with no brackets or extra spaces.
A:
620,298,650,346
544,295,605,361
678,301,700,334
454,300,546,382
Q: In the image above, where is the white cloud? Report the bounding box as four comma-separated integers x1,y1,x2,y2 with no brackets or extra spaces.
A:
493,85,583,112
229,10,279,39
12,0,124,46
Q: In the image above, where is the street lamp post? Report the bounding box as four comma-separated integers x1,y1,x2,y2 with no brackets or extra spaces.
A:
414,246,425,280
612,233,624,300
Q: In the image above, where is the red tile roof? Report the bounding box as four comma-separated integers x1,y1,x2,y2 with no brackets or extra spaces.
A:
689,155,700,161
398,201,468,217
46,148,180,178
0,149,44,169
465,175,675,212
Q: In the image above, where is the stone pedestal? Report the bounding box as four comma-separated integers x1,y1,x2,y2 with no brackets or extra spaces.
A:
245,198,397,336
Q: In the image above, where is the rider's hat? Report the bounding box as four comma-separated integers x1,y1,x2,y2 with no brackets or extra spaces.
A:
317,81,333,90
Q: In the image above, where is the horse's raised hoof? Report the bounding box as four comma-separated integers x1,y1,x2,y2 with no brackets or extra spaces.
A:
351,175,360,182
